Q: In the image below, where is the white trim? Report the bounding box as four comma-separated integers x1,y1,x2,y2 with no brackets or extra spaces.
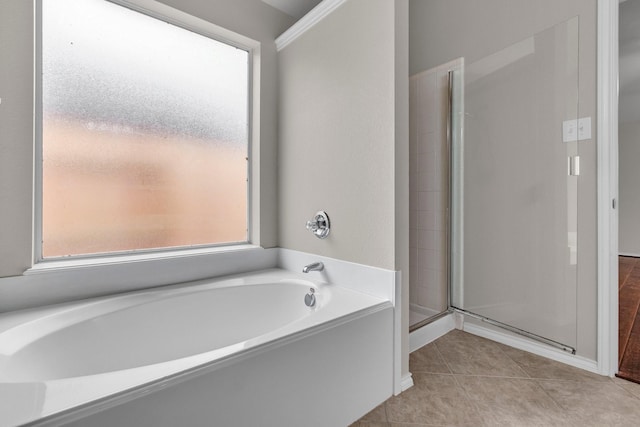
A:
393,271,403,395
0,248,279,313
409,313,455,353
619,252,640,258
464,322,600,375
596,0,619,377
113,0,260,49
275,0,347,51
26,245,262,274
400,373,414,393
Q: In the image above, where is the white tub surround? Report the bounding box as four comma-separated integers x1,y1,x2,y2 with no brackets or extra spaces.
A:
278,248,396,302
278,248,408,394
0,267,394,427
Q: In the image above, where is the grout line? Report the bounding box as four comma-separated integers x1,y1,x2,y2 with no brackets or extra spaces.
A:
382,399,389,423
433,339,453,375
492,336,533,379
449,373,490,427
610,377,640,401
448,373,605,384
433,338,487,425
533,378,571,412
434,340,454,375
434,333,491,426
451,373,557,380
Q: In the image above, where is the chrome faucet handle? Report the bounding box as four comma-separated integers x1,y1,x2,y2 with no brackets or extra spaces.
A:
306,211,330,239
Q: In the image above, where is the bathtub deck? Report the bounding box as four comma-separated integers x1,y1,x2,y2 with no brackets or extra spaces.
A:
0,269,394,427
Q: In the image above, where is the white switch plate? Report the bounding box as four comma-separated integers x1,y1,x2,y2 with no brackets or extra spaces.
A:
562,117,592,142
578,116,591,140
562,120,577,142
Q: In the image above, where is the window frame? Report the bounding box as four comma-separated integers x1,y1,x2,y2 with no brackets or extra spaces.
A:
33,0,261,267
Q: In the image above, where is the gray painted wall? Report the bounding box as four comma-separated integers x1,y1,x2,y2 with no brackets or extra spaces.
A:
277,0,410,377
278,0,398,270
0,0,34,277
0,0,294,278
409,0,597,359
619,0,640,256
619,121,640,255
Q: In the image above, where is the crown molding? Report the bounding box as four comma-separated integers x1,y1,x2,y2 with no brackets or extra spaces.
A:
275,0,347,51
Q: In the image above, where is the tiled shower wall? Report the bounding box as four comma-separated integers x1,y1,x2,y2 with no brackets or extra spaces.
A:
409,60,458,319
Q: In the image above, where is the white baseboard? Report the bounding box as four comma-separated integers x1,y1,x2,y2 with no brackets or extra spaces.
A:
463,322,600,375
399,373,414,394
409,313,455,353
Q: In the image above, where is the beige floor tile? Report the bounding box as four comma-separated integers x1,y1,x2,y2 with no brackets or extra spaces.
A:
455,375,566,426
434,332,528,377
349,423,390,427
410,342,451,374
386,373,483,426
537,378,640,426
497,343,608,382
411,373,463,395
389,424,449,427
358,403,387,422
386,392,483,426
613,376,640,399
353,331,640,426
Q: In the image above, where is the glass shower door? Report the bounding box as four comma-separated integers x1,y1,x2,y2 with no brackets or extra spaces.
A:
450,17,580,351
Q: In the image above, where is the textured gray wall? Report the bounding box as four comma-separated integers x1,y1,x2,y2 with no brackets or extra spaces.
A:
278,0,398,270
277,0,409,380
0,0,34,277
619,0,640,256
619,121,640,255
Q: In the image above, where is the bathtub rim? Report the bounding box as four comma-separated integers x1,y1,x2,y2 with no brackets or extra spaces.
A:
0,268,392,427
0,272,323,366
19,301,392,427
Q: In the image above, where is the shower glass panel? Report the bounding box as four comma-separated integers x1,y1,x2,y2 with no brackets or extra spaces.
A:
451,17,580,349
409,59,462,330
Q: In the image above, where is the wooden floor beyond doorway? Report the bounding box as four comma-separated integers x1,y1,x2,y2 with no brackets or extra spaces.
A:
618,256,640,384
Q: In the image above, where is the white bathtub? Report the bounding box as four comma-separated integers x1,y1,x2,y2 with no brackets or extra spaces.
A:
0,268,394,426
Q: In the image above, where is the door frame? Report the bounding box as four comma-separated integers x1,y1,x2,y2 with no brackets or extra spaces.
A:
597,0,619,377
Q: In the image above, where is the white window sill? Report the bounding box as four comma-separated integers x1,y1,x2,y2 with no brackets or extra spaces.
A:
1,245,278,313
25,244,262,275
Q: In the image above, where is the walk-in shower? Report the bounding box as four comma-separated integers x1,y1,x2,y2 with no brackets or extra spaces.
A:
409,17,580,354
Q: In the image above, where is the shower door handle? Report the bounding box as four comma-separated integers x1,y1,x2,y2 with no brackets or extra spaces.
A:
568,156,580,176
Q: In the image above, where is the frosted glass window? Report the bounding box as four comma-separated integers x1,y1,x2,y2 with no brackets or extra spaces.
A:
41,0,249,258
